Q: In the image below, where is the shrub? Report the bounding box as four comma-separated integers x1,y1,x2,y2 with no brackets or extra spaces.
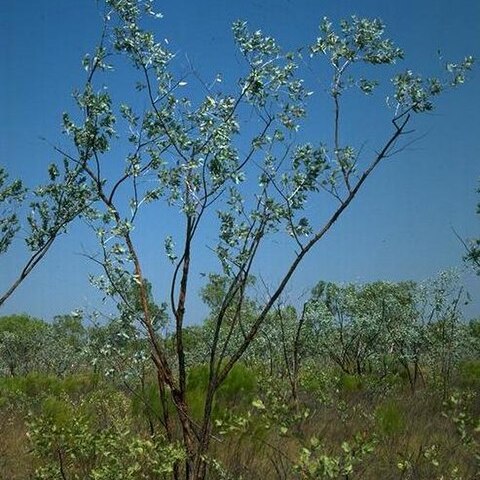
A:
375,401,405,437
28,394,185,480
187,363,257,419
339,374,363,393
458,360,480,388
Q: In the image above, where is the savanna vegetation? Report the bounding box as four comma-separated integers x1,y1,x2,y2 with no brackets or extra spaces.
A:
1,1,478,478
1,273,480,479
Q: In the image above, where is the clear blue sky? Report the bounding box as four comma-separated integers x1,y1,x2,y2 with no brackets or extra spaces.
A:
1,0,479,322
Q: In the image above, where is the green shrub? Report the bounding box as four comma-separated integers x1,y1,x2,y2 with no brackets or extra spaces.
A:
300,367,337,403
375,401,405,437
294,433,377,479
40,396,75,428
339,374,363,393
0,373,98,399
62,373,99,396
217,363,256,405
27,389,185,480
130,380,163,425
187,363,257,419
458,360,480,388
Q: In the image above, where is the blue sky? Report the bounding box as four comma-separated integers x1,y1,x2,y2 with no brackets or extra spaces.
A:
1,0,479,322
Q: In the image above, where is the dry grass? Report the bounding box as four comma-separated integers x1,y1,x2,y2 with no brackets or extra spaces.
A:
0,413,34,480
209,385,479,479
0,373,478,479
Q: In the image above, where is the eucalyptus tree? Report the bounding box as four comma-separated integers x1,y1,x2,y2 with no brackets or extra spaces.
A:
0,312,90,377
0,314,47,376
306,275,470,393
416,271,468,396
306,280,418,379
37,313,89,376
53,1,473,478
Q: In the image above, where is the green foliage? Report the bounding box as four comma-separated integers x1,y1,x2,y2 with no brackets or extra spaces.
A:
0,157,92,308
0,373,100,412
310,16,403,66
305,272,473,396
375,401,405,437
1,353,479,478
338,374,363,393
26,159,94,252
22,386,185,480
51,314,86,350
0,314,46,335
216,363,257,406
29,396,185,480
443,390,480,454
307,280,419,377
0,315,48,376
391,56,474,113
458,360,480,388
130,380,162,422
294,433,377,479
187,363,257,419
419,271,468,395
0,313,91,377
466,319,480,363
0,166,25,254
1,2,476,478
44,313,89,375
300,365,337,404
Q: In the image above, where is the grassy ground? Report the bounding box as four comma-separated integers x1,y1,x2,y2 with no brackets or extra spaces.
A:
0,368,479,479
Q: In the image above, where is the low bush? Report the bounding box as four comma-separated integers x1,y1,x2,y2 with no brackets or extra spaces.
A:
375,400,406,437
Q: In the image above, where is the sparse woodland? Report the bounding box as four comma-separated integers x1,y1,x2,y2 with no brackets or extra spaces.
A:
0,1,478,479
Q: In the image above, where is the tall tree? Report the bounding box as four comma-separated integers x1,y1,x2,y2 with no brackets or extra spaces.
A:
42,2,474,478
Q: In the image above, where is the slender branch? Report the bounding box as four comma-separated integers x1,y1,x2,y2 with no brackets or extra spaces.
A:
0,193,88,308
217,111,412,385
